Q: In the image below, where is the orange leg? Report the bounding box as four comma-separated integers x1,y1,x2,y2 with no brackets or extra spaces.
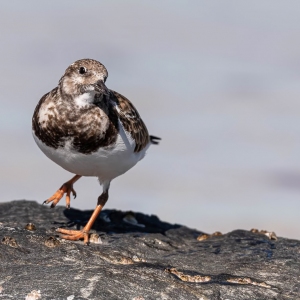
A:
44,175,82,209
56,191,108,245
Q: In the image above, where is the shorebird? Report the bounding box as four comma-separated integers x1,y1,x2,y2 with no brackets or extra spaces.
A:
32,59,160,244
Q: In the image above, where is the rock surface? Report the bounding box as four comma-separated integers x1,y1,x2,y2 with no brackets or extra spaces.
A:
0,200,299,299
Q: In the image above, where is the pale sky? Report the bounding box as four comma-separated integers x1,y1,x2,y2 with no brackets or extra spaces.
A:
1,1,300,238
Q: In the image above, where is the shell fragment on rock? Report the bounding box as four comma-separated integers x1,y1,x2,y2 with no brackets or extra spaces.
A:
250,229,278,240
197,231,223,241
89,233,102,244
165,268,211,283
44,236,60,248
1,236,18,248
25,223,36,231
25,290,41,300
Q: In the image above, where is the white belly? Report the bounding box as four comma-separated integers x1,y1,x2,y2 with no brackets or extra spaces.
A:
33,123,150,183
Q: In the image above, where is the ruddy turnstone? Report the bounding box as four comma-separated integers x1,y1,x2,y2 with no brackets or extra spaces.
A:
32,58,160,244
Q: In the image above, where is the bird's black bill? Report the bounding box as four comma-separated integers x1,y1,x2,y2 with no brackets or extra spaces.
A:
94,80,109,96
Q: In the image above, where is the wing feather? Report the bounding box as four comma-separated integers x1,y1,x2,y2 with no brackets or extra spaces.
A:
111,90,150,152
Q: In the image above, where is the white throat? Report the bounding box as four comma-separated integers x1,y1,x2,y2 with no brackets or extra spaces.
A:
74,91,96,108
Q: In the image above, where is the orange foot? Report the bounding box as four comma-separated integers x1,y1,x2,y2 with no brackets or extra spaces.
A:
56,203,105,245
43,175,81,209
56,228,89,244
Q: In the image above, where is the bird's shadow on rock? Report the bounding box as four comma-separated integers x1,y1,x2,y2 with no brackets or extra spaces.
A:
58,208,180,234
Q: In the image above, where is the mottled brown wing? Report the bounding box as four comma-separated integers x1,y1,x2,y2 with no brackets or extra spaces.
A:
111,90,150,152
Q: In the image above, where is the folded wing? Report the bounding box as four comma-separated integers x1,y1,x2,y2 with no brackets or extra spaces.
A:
111,90,150,152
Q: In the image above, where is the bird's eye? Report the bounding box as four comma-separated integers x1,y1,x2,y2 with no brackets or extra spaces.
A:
79,67,87,74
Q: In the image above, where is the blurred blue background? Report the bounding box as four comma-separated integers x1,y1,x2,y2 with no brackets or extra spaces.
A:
1,1,300,238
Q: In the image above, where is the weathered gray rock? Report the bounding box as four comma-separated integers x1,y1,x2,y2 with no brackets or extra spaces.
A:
0,200,299,299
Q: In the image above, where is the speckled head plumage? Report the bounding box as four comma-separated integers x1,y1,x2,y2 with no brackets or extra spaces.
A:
59,59,109,97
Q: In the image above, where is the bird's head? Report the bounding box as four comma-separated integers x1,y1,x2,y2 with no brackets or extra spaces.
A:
59,59,109,104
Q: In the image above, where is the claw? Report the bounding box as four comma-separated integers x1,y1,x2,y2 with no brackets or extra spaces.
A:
72,188,77,199
43,175,81,209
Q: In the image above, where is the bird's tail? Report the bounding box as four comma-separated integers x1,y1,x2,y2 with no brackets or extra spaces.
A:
150,135,161,145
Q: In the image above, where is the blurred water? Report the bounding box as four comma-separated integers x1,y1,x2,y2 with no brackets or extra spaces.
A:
1,1,300,238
